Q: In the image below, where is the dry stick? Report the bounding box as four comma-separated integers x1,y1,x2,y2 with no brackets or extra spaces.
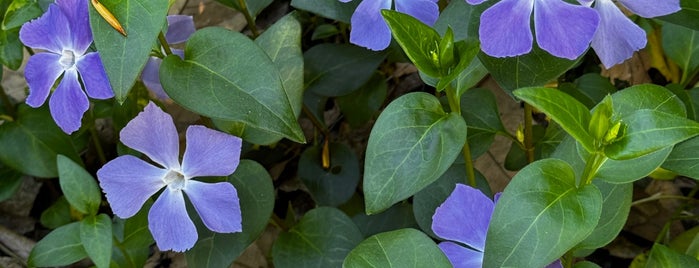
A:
0,225,35,265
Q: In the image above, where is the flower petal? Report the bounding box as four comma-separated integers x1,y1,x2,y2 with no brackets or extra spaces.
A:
546,259,564,268
432,184,494,251
76,52,114,99
394,0,439,26
48,69,88,134
19,3,71,53
467,0,488,4
349,0,392,51
184,180,242,233
166,15,196,44
96,155,167,218
141,57,169,99
24,53,64,108
149,189,197,252
181,125,242,177
591,0,647,68
438,242,483,268
618,0,680,18
479,0,535,57
534,0,599,60
56,0,92,53
120,102,181,169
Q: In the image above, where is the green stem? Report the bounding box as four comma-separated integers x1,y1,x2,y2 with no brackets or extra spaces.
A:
158,32,173,56
237,0,260,38
579,152,605,187
446,86,476,187
631,193,696,206
0,85,15,118
302,104,329,137
523,103,535,163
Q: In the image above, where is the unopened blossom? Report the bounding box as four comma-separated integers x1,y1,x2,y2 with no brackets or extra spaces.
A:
141,15,195,99
339,0,439,50
578,0,680,68
19,0,113,134
468,0,599,60
97,102,243,252
432,184,561,268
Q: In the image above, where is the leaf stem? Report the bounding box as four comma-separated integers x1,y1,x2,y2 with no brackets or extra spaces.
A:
302,104,329,137
0,85,15,119
631,193,696,206
579,152,605,187
446,86,476,187
158,31,173,56
237,0,260,38
523,103,535,163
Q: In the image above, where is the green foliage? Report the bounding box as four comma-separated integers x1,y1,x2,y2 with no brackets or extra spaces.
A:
0,163,22,202
662,22,699,86
298,142,360,207
80,214,113,268
215,0,272,17
40,196,71,229
646,243,699,267
304,43,385,97
574,180,632,250
363,92,467,214
29,222,88,267
352,202,418,238
336,73,388,127
343,228,451,268
460,87,508,158
2,0,43,30
57,155,101,215
658,0,699,31
290,0,358,23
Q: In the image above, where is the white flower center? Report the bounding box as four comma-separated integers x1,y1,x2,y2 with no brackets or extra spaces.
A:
163,170,186,191
59,50,76,69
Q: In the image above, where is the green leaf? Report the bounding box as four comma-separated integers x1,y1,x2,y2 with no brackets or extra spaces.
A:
433,0,487,41
336,73,387,127
2,0,42,30
514,87,595,152
662,23,699,85
0,105,81,178
484,159,603,267
304,43,385,97
343,228,451,268
0,27,22,69
40,196,71,229
382,10,441,77
559,73,616,109
186,160,275,268
80,214,112,268
605,109,699,160
290,0,358,23
352,202,418,238
658,0,699,31
363,92,467,214
574,261,602,268
0,164,22,202
455,59,489,97
57,155,101,215
299,142,360,207
480,45,580,92
160,27,304,143
611,84,687,118
213,13,304,145
646,243,699,268
663,136,699,179
89,0,168,102
29,222,88,267
574,181,631,250
461,87,508,158
112,200,153,268
214,0,272,16
272,207,363,268
596,146,672,183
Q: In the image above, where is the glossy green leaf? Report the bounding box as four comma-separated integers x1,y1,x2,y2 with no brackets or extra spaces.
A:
436,40,480,91
343,228,451,268
605,109,699,160
336,73,387,127
559,73,616,109
646,243,699,268
272,207,363,268
213,13,303,145
80,214,112,268
305,43,385,97
112,200,153,268
663,23,699,85
382,10,441,77
461,87,508,158
514,87,595,152
299,143,359,207
0,164,22,202
480,45,580,92
353,202,418,238
29,222,88,267
2,0,42,30
0,28,22,69
0,105,80,178
574,180,631,250
433,0,487,41
40,196,71,229
664,136,699,180
363,92,467,214
455,59,489,97
658,0,699,31
186,160,275,268
666,84,697,120
89,0,168,102
215,0,272,16
484,159,603,267
611,84,686,118
160,27,304,143
57,155,101,215
596,146,672,183
574,261,601,268
290,0,358,23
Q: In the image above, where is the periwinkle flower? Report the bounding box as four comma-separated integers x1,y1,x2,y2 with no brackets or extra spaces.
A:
468,0,600,60
97,102,243,252
141,15,195,99
339,0,439,51
578,0,680,68
19,0,113,134
432,184,561,268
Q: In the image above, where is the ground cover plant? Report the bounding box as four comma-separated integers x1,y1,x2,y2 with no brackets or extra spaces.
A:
0,0,698,267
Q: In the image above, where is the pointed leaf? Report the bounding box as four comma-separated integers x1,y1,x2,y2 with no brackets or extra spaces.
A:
611,84,686,118
57,155,101,215
160,27,304,143
304,43,385,97
363,92,467,214
0,27,22,69
574,180,631,250
663,136,699,180
343,228,451,268
646,243,699,267
662,23,699,85
382,10,441,77
89,0,169,102
29,222,87,267
299,143,360,207
80,214,112,268
2,0,43,30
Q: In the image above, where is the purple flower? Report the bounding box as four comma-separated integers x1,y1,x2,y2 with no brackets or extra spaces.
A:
339,0,439,51
19,0,113,134
97,102,243,252
432,184,561,268
579,0,680,68
468,0,600,60
141,15,195,100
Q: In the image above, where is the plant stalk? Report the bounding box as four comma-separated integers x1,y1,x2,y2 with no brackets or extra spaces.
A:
237,0,260,38
446,86,476,187
158,31,173,56
523,103,535,163
579,152,605,187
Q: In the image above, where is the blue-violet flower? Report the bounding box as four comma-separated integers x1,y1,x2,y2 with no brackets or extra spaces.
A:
468,0,600,60
97,102,243,252
578,0,681,68
141,15,195,100
339,0,439,51
19,0,113,134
